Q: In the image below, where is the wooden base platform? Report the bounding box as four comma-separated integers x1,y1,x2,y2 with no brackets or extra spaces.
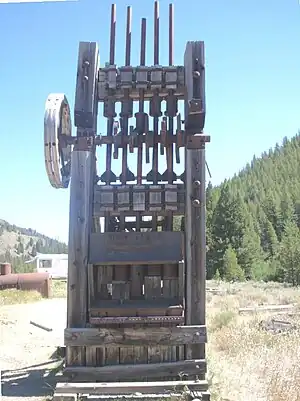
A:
53,380,210,401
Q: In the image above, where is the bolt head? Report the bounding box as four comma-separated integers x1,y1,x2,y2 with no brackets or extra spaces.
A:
192,199,201,207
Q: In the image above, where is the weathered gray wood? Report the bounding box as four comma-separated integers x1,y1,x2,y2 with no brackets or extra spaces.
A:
88,231,183,264
74,42,99,129
239,304,296,314
65,325,207,347
90,316,184,325
57,380,208,395
183,41,205,133
89,298,183,317
83,394,200,400
184,42,207,363
66,149,95,366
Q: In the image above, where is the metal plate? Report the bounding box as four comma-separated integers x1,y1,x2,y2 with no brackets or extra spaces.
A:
89,231,183,265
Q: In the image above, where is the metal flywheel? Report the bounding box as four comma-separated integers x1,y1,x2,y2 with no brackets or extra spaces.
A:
44,93,72,189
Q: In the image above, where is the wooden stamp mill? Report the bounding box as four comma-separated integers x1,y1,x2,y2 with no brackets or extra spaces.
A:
44,2,210,400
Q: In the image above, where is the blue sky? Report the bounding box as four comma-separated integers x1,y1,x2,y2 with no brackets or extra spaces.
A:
0,0,299,243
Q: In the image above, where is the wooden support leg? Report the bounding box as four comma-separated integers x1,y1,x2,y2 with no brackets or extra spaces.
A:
184,40,206,364
185,146,206,361
66,149,95,367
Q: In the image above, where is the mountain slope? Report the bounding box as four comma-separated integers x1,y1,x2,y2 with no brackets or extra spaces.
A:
0,219,68,272
206,132,300,284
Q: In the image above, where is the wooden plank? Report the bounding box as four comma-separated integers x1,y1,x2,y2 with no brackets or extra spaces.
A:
128,215,146,365
53,394,77,401
162,265,179,365
89,299,183,317
62,362,207,383
83,394,199,400
130,265,144,298
95,265,112,299
184,42,207,363
74,42,99,128
94,265,112,366
239,304,296,314
66,150,95,367
144,276,162,363
57,380,208,394
88,232,183,265
65,325,207,346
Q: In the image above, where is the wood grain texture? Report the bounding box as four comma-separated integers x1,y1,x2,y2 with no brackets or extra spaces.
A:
88,231,183,264
65,325,207,347
66,150,94,366
59,373,207,390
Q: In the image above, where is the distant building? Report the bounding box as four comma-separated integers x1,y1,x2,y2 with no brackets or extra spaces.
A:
25,253,68,279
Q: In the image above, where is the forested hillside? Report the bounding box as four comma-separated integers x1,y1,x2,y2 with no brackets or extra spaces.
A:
0,219,68,272
205,133,300,284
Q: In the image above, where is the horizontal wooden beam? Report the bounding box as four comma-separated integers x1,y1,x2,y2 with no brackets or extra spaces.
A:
89,315,185,325
88,231,183,265
89,298,184,318
64,360,206,380
239,304,296,314
53,392,209,401
64,325,207,347
57,379,208,394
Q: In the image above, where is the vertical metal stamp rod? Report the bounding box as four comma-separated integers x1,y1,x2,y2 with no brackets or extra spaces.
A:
109,4,116,65
103,4,117,184
151,1,161,185
120,6,134,185
149,1,161,232
136,18,147,185
167,3,176,184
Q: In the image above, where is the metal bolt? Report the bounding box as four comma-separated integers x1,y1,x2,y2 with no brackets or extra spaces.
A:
192,199,201,207
83,60,90,66
193,70,200,78
83,75,89,81
193,180,201,188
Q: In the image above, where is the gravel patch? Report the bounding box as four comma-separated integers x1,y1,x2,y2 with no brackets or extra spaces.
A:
0,298,67,401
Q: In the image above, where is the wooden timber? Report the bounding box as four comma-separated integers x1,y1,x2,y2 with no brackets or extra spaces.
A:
66,149,95,367
64,359,206,380
89,231,183,265
64,325,207,346
56,380,208,395
58,13,209,401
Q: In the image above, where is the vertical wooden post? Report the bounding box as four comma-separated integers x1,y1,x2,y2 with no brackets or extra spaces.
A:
184,41,206,362
66,148,94,367
185,146,206,361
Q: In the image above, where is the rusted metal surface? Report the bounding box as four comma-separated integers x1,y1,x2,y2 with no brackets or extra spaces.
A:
0,272,51,298
0,263,12,275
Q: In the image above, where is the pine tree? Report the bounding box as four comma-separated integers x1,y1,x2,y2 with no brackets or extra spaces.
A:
278,221,300,285
223,245,245,282
211,184,247,275
238,223,262,279
264,220,279,259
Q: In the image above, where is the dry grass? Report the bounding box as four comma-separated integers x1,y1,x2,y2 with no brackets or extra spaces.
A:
1,278,299,401
51,278,67,298
207,280,300,401
0,278,67,305
0,288,42,305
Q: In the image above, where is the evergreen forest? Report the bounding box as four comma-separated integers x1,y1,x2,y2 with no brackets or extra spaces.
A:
202,133,300,285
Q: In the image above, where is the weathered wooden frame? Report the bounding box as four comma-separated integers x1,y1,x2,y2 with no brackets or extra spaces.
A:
59,13,209,401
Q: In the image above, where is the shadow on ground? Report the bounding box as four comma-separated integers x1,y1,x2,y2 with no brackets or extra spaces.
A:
2,359,63,397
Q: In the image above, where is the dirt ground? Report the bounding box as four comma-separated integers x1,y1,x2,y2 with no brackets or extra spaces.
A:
0,298,66,401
